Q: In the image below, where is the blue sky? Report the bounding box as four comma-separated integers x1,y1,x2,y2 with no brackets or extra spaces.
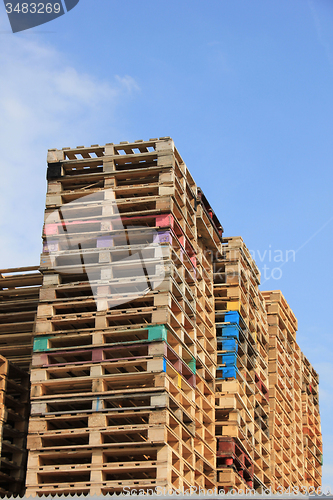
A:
0,0,332,488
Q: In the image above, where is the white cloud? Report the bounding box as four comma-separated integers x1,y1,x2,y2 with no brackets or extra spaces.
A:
115,75,140,93
0,29,139,268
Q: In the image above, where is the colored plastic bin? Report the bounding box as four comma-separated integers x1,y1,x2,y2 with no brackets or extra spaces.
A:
220,338,238,352
220,325,239,339
221,353,237,366
224,311,240,324
147,325,168,342
33,336,52,352
217,366,238,379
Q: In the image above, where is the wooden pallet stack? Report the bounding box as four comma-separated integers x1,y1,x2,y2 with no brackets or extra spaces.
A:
195,188,223,491
0,355,30,496
25,138,222,495
0,268,41,495
214,237,270,492
0,267,42,371
0,138,322,494
301,353,322,489
262,291,304,491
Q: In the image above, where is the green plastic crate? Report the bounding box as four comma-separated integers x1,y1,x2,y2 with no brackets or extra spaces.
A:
33,336,52,352
147,325,168,342
188,357,196,374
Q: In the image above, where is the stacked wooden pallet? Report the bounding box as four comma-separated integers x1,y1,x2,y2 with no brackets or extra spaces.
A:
262,290,324,492
214,237,270,492
0,355,30,496
262,290,304,491
301,353,322,488
0,138,322,494
194,188,223,491
26,138,222,495
0,268,41,494
0,267,42,371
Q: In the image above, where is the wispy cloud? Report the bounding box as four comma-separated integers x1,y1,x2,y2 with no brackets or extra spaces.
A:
115,75,140,93
308,0,333,68
0,27,139,268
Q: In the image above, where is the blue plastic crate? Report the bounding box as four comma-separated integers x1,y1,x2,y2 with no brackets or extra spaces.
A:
221,325,239,339
220,338,238,352
216,366,238,379
224,311,240,324
221,353,237,366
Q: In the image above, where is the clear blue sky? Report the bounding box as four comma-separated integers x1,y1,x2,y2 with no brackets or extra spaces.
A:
0,0,332,488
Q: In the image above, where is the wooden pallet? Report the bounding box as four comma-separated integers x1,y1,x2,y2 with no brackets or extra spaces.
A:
15,138,324,495
262,290,322,491
213,238,272,492
0,267,42,371
0,355,30,495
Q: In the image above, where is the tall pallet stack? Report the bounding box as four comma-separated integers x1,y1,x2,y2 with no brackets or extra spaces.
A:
0,267,42,494
194,189,223,491
0,355,30,496
213,237,270,492
0,138,323,495
263,290,323,492
301,354,322,489
0,267,42,371
262,291,304,490
25,138,221,495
